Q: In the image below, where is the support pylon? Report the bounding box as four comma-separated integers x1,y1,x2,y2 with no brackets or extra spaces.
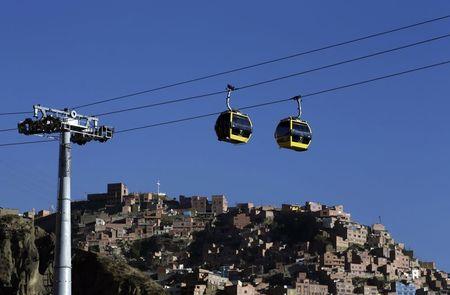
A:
17,105,113,295
54,131,72,295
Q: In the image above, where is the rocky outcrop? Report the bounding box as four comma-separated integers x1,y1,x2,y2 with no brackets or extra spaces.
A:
0,215,50,295
0,215,164,295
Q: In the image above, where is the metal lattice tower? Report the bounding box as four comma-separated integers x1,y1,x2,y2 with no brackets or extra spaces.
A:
18,105,114,295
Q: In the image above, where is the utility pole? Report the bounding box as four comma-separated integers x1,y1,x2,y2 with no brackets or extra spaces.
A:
18,105,113,295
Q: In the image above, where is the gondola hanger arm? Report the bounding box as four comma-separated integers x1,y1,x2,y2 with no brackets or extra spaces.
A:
226,84,235,111
292,95,302,119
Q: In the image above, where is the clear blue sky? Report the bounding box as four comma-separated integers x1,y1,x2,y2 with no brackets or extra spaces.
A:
0,1,449,270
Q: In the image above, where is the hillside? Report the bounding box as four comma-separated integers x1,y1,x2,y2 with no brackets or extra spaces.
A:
3,186,450,294
0,215,164,295
62,184,449,294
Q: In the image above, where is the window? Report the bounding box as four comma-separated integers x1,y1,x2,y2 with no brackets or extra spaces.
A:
232,115,251,131
275,121,290,138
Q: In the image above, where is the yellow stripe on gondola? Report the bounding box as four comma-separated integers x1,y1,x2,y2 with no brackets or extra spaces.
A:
229,133,251,143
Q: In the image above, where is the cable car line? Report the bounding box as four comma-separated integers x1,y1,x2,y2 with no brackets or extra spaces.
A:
115,112,221,134
116,60,450,134
93,90,226,117
1,59,449,147
0,110,30,117
1,15,449,117
71,14,450,110
1,34,446,134
0,127,17,133
93,33,450,117
236,33,450,91
0,139,56,147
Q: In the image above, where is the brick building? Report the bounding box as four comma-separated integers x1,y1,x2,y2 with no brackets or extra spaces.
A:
334,236,349,252
321,252,345,268
179,195,192,209
346,263,366,277
224,281,258,295
211,195,228,215
305,201,323,212
295,273,328,295
391,248,411,270
172,216,205,237
363,285,378,295
87,182,129,204
332,278,354,295
336,221,368,246
319,205,350,221
191,196,208,213
233,213,251,229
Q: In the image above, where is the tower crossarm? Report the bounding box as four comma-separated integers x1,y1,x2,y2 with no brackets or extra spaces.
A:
18,105,114,145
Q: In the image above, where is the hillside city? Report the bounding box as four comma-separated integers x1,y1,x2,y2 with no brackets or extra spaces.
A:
2,182,449,295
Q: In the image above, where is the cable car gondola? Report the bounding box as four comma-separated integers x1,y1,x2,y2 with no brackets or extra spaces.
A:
215,85,253,144
274,96,312,151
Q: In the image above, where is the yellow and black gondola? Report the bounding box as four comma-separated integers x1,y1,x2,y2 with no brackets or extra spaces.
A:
274,96,312,151
215,84,253,144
